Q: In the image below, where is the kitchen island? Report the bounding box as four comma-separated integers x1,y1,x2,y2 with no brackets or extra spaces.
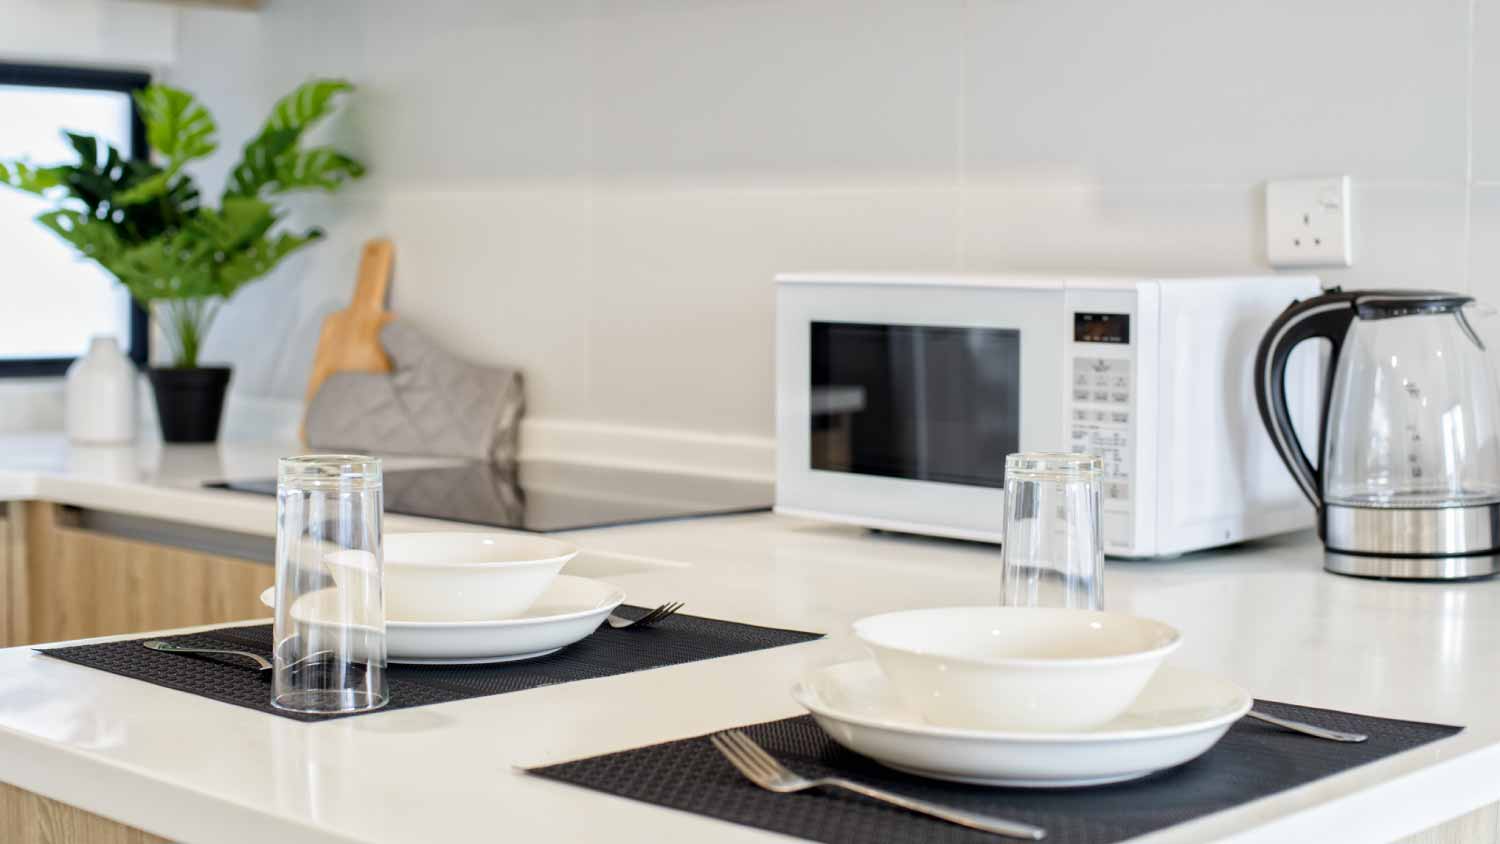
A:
0,435,1496,844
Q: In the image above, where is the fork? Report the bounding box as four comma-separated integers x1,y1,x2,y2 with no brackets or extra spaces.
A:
708,730,1046,840
606,601,684,629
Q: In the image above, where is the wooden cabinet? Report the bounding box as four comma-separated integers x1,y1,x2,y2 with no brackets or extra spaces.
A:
1399,804,1500,843
6,502,272,647
0,502,27,648
0,781,169,844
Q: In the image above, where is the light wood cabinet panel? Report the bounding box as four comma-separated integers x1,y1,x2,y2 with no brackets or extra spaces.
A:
1,505,12,647
18,502,272,646
1,502,29,648
1399,803,1500,844
0,780,171,844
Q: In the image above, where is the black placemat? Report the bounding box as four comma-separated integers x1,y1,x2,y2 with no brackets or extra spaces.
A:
529,707,1461,844
37,608,821,722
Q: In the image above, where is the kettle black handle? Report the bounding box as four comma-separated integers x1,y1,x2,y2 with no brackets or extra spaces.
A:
1252,290,1359,510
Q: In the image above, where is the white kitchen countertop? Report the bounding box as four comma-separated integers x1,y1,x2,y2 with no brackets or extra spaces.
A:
0,434,1496,844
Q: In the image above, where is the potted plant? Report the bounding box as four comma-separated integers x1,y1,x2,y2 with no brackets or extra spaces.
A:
0,79,365,442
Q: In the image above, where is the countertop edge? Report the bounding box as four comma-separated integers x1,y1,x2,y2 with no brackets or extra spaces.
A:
1136,735,1500,843
0,684,362,844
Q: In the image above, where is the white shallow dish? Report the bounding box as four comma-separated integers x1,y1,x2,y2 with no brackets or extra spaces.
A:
793,659,1251,788
380,532,578,622
853,606,1181,732
260,575,625,664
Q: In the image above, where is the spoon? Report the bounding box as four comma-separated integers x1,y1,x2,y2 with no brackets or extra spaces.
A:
1246,709,1368,743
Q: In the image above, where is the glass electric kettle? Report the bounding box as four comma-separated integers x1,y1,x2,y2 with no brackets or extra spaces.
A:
1254,288,1500,579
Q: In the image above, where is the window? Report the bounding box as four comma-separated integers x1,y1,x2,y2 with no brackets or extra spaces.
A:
0,63,149,376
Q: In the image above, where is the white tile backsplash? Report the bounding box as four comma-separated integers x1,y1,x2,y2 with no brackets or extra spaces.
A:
959,185,1260,275
1321,184,1471,292
590,0,963,187
963,0,1471,186
381,186,595,420
1472,0,1500,183
1466,185,1500,300
115,0,1494,449
357,0,593,187
0,379,64,434
0,0,176,68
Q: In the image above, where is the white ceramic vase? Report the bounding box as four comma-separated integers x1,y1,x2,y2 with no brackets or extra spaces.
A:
65,336,137,444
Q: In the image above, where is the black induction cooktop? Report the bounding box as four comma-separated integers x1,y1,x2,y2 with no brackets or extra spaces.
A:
209,460,772,533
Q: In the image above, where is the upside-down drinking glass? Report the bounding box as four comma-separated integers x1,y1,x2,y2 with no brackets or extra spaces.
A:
272,455,387,714
1000,452,1104,610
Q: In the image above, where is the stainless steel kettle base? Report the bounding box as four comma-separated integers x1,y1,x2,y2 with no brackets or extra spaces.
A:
1325,550,1500,581
1323,502,1500,557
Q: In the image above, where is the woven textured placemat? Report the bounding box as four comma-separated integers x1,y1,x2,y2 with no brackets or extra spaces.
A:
38,608,821,723
530,707,1461,844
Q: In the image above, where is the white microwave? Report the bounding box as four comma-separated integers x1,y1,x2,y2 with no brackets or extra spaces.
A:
774,272,1322,557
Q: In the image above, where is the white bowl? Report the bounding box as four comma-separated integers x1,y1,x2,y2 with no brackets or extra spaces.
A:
852,606,1181,732
381,532,578,622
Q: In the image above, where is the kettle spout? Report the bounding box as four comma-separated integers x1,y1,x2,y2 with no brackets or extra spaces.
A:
1457,304,1489,351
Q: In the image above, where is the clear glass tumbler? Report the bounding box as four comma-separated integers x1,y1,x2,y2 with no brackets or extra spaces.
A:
272,455,388,714
1000,452,1104,610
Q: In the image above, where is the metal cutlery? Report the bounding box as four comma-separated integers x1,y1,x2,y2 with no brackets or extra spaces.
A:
143,641,338,675
143,640,273,670
607,601,684,629
1246,709,1368,743
708,729,1047,840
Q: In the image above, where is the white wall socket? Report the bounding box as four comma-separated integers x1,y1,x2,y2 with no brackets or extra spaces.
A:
1266,175,1353,268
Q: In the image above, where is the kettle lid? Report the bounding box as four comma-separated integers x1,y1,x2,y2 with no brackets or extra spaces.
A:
1352,289,1472,320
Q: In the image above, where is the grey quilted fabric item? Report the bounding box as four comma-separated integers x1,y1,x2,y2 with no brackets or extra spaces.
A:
305,321,524,462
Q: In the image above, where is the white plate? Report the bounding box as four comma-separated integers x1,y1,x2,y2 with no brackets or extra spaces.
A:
792,660,1251,788
259,575,625,665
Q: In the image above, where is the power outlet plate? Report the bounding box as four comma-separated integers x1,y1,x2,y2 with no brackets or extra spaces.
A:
1266,176,1353,268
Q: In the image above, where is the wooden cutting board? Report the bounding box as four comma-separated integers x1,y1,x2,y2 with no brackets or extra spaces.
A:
303,238,396,433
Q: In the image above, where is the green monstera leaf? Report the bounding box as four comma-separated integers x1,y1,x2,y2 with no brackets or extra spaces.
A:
114,170,172,205
266,79,353,133
219,230,322,297
134,85,218,165
225,79,359,199
119,85,218,205
0,161,66,194
223,128,297,199
273,147,365,192
36,209,125,265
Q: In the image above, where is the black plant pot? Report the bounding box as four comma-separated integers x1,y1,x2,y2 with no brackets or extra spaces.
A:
147,367,232,443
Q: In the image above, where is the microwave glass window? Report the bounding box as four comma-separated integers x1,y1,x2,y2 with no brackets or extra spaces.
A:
810,321,1020,488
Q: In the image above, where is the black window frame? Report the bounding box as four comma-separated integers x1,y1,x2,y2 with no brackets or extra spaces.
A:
0,62,151,377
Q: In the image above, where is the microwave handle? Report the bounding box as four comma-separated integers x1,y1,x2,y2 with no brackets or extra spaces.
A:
1252,291,1358,510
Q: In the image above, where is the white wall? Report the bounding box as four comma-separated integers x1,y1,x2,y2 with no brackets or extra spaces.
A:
0,0,175,69
24,1,1500,467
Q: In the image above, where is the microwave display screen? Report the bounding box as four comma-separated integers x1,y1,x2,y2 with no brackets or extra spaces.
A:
1074,312,1130,344
810,321,1019,488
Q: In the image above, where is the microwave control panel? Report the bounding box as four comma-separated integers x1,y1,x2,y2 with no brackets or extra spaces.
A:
1067,309,1135,552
